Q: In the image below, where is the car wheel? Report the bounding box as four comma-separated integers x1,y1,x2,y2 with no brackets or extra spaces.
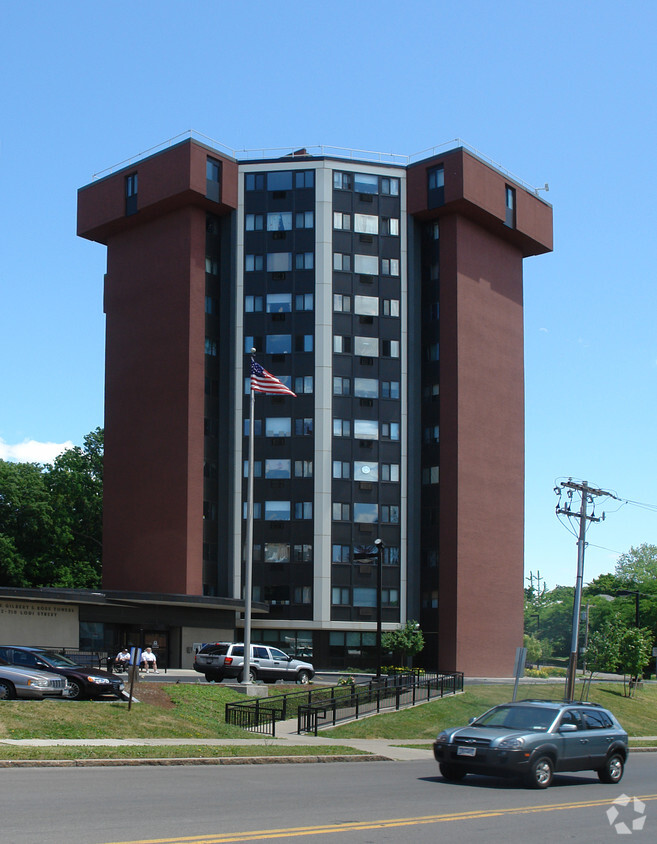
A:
598,753,625,784
526,755,554,789
0,679,16,701
66,679,85,701
297,670,311,684
439,763,467,781
239,668,257,683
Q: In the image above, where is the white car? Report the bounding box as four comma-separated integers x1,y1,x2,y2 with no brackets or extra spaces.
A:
0,657,69,700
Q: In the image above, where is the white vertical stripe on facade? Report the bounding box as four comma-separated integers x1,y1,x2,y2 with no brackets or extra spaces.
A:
313,163,334,625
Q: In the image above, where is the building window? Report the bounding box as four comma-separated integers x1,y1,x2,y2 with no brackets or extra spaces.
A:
245,172,265,191
204,338,217,356
293,586,312,604
265,459,290,479
383,546,400,565
333,172,352,190
382,298,400,317
333,253,351,272
243,460,262,478
354,377,378,398
354,503,378,523
265,542,290,563
354,295,379,316
266,293,291,313
294,334,313,352
245,213,264,231
381,339,400,358
353,173,378,194
267,211,292,232
267,253,292,272
332,503,350,521
293,544,312,561
245,295,263,312
381,381,399,399
380,505,399,524
243,419,262,436
265,500,291,521
295,170,314,189
266,334,291,354
332,587,350,605
333,460,350,479
294,375,313,394
333,211,351,230
205,296,218,315
244,335,263,354
295,211,314,228
423,425,440,443
243,501,262,519
333,376,350,396
381,258,400,276
505,185,516,228
265,418,291,437
333,293,351,312
354,214,379,235
381,177,399,196
354,336,379,357
333,419,351,437
381,463,400,482
354,461,378,482
381,421,400,440
295,417,313,435
332,544,350,563
354,419,378,440
294,501,313,519
354,254,378,275
428,165,444,209
294,460,313,478
295,293,313,311
267,171,293,191
125,172,138,216
334,335,352,354
422,466,440,484
381,217,399,236
205,257,219,275
295,252,314,270
245,254,264,272
206,158,221,202
353,587,377,606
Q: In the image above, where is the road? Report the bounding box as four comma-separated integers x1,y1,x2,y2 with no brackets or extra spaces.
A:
2,754,656,843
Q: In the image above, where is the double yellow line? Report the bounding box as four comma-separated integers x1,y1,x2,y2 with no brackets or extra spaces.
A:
107,793,657,843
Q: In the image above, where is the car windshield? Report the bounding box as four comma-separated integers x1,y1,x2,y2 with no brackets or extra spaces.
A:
474,705,559,732
36,652,78,667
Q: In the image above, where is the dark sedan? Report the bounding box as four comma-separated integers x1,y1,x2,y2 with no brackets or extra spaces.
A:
0,646,125,701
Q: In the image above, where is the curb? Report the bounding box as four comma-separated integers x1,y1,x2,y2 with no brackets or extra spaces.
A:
0,754,390,768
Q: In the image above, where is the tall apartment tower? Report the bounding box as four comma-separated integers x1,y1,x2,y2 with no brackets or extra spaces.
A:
77,137,552,676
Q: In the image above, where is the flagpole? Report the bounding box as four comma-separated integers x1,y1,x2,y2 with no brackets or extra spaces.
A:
242,349,256,684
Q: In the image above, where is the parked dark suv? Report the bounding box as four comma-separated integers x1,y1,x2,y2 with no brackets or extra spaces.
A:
194,642,314,684
0,647,126,701
433,699,628,788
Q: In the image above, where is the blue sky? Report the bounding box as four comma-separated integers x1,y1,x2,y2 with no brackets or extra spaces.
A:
1,1,656,589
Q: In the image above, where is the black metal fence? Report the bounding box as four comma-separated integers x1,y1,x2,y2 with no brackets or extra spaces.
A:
225,672,463,737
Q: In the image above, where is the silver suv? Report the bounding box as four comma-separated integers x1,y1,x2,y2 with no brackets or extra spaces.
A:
434,699,628,788
194,642,314,684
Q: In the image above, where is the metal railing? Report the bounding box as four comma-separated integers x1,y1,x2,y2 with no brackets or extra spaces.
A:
225,672,463,737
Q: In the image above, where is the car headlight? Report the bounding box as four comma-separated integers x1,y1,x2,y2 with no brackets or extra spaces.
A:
27,678,49,688
87,676,111,684
498,737,525,749
435,732,450,744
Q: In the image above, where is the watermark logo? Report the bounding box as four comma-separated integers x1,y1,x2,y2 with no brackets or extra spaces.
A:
606,794,647,835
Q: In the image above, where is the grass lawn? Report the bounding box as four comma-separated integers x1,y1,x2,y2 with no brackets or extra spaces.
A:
0,685,255,741
0,745,366,761
323,682,657,740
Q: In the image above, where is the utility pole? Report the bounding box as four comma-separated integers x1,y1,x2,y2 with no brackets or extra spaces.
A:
555,479,616,701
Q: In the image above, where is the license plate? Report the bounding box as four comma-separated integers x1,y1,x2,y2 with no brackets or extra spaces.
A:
457,746,477,757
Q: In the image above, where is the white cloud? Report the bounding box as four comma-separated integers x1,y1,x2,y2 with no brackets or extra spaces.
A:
0,439,74,464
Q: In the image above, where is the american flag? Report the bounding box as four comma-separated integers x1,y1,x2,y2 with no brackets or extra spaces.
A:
250,360,297,396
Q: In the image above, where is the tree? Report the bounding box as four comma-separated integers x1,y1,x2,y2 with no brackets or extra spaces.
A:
523,633,542,666
382,620,425,668
0,460,54,586
0,428,103,589
582,615,623,697
614,543,657,586
618,626,653,697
